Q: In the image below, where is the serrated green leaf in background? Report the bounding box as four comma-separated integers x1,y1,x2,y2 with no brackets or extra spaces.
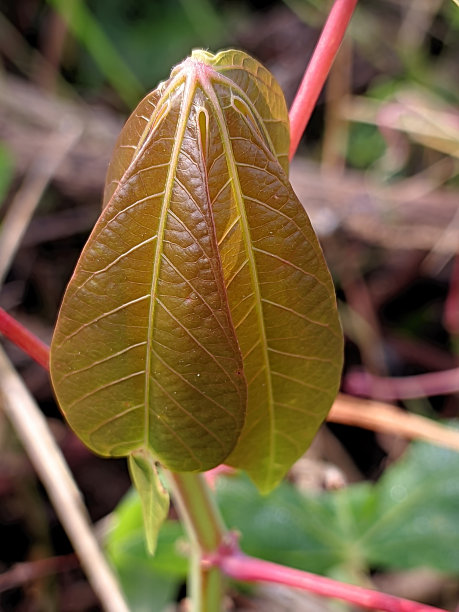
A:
362,439,459,571
217,435,459,574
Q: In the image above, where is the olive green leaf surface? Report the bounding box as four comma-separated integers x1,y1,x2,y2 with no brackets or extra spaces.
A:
50,49,343,491
128,449,170,555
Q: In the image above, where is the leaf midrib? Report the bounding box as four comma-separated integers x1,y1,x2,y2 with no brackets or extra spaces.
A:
208,71,278,160
202,75,276,486
143,74,197,451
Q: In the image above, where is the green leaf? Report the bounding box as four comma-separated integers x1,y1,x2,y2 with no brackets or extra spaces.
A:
0,143,14,206
362,437,459,572
128,449,170,555
217,432,459,575
106,490,186,612
50,49,342,491
217,473,345,573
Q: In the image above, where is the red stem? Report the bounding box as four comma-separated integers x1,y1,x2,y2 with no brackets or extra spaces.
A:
289,0,358,159
217,551,448,612
0,308,49,370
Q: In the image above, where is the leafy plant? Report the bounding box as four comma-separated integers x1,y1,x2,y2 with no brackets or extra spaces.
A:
49,48,342,496
107,435,459,609
48,45,343,606
1,0,456,611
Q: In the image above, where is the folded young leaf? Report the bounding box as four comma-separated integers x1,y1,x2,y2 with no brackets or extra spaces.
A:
128,449,169,555
50,50,343,491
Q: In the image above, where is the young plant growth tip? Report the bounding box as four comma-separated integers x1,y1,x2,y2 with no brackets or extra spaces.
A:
1,1,453,611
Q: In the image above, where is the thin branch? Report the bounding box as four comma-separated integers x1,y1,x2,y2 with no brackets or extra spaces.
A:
167,472,227,612
0,308,49,369
344,368,459,401
216,551,448,612
329,393,459,452
289,0,358,159
0,554,78,594
0,124,81,286
0,347,129,612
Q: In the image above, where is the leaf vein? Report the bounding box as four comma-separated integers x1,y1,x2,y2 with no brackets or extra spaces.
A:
67,371,144,409
156,297,242,397
153,377,226,451
267,347,335,365
87,403,144,437
151,349,238,423
56,341,148,383
261,298,340,337
58,294,150,346
271,370,334,397
76,235,157,294
161,253,238,348
252,246,328,289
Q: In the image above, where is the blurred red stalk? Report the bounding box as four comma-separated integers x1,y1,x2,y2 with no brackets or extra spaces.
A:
0,308,49,370
289,0,358,159
214,550,448,612
345,367,459,400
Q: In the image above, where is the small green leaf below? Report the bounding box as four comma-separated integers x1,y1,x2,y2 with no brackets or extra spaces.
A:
106,489,186,612
128,449,170,555
50,49,343,491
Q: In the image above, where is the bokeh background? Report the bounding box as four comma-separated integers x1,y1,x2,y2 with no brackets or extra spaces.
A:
0,1,458,610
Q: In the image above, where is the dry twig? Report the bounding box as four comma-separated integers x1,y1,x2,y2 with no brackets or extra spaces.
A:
0,123,81,286
329,394,459,451
0,347,129,612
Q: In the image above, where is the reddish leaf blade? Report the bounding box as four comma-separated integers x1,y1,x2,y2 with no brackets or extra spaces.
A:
50,50,343,490
51,61,247,472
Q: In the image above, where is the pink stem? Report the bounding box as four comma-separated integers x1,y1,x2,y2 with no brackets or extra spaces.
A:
344,367,459,401
289,0,358,159
0,308,49,370
444,255,459,335
204,464,235,489
217,551,447,612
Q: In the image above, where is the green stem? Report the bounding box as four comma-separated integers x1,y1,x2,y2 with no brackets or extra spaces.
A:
167,472,226,612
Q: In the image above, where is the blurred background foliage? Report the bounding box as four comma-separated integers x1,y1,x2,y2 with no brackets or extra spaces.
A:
0,0,458,610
